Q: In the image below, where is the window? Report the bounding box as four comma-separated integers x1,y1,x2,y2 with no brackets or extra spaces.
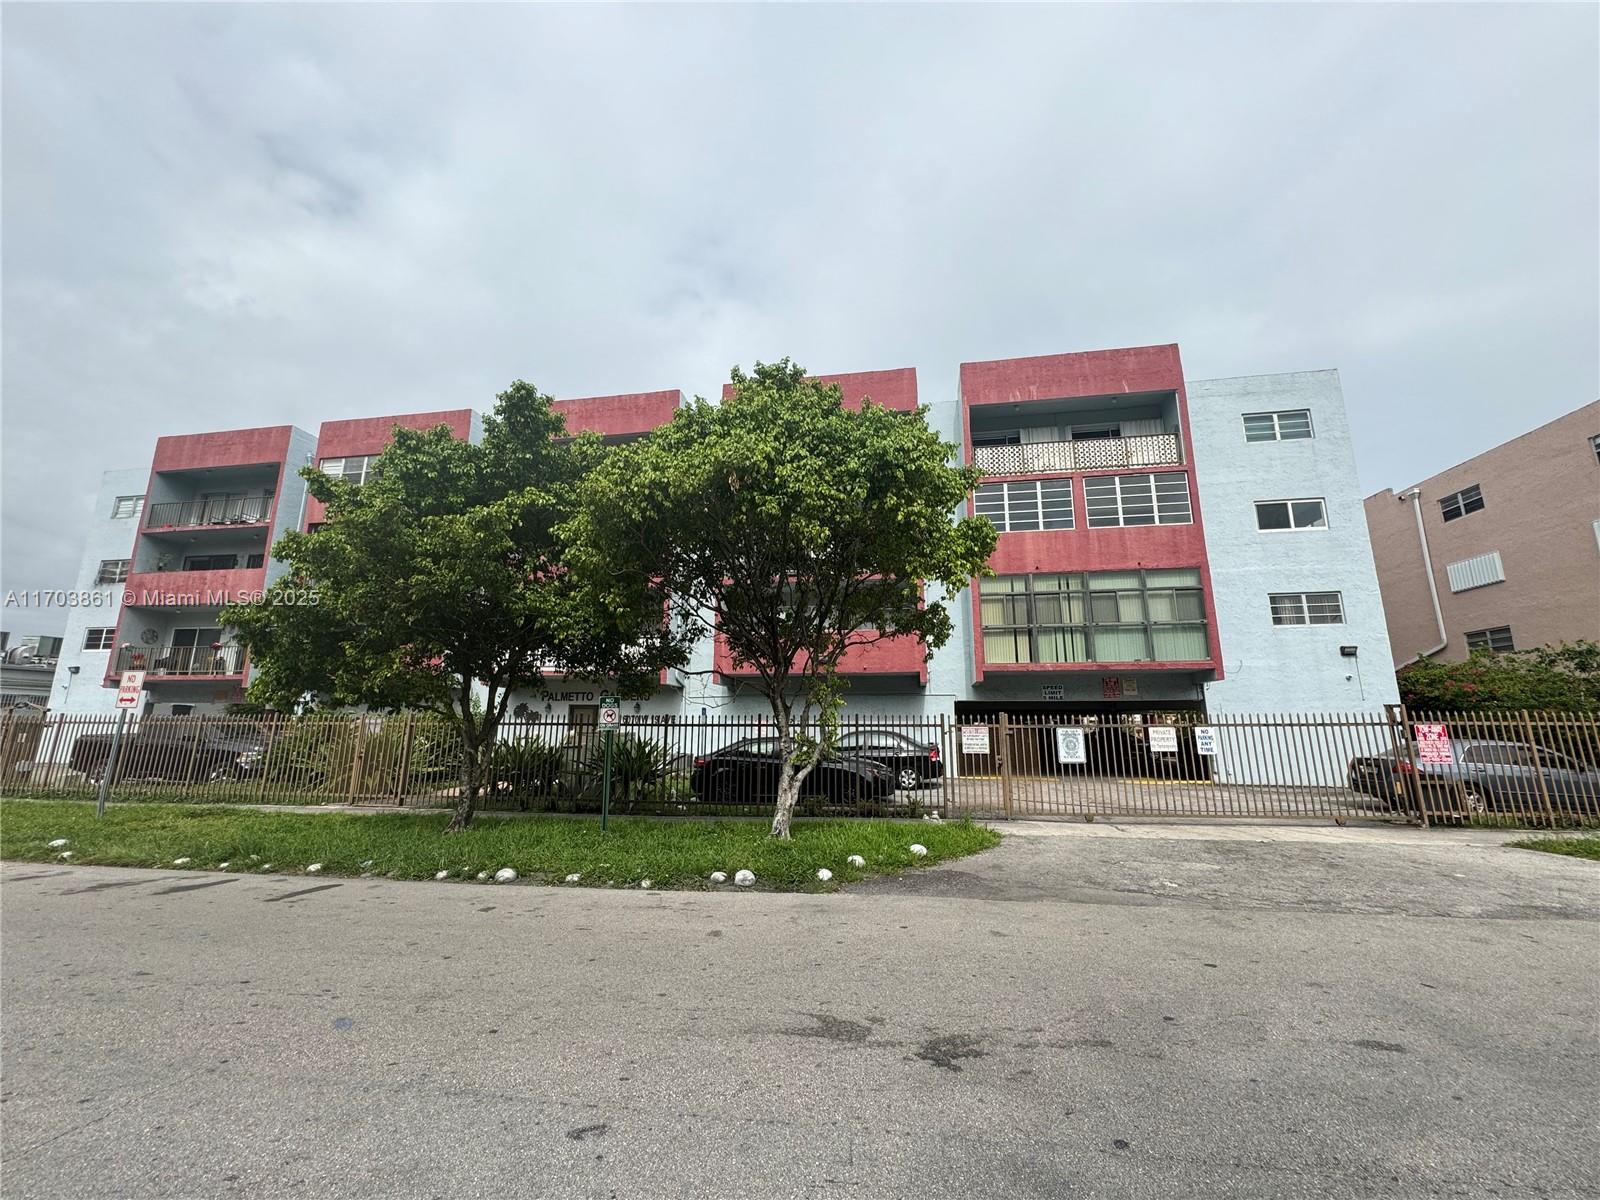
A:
1083,472,1192,527
83,628,115,651
96,559,130,585
1243,410,1313,442
980,569,1208,665
182,554,239,572
1439,484,1484,522
111,495,145,519
246,553,265,569
974,479,1074,532
319,455,375,485
1255,498,1327,531
1465,626,1514,653
1461,744,1521,767
971,430,1021,447
1069,424,1120,441
1269,592,1345,626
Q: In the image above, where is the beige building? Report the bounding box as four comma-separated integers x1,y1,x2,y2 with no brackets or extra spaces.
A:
1364,402,1600,666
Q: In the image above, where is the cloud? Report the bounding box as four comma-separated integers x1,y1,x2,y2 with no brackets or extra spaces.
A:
3,3,1596,631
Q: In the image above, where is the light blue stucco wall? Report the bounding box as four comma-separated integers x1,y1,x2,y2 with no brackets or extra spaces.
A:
47,469,151,716
1186,370,1399,718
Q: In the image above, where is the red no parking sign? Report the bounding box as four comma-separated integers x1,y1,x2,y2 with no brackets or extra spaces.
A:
1414,723,1454,764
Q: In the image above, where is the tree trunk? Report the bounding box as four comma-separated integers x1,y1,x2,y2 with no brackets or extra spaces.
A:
770,764,803,839
445,734,495,833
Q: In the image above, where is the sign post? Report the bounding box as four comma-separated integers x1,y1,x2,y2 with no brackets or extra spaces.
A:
98,671,144,817
598,695,620,832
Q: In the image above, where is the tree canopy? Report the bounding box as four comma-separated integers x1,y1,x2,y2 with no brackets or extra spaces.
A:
1397,642,1600,712
567,359,996,837
224,381,674,830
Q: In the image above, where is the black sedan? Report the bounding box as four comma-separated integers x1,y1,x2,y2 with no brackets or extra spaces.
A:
834,730,944,790
690,737,895,805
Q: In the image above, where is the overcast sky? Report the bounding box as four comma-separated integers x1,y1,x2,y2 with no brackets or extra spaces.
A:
3,3,1596,636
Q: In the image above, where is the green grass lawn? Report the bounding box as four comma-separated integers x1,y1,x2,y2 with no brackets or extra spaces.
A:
0,799,1000,891
1507,834,1600,862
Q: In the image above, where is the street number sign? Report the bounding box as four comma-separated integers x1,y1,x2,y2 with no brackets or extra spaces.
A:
116,671,145,709
598,695,621,731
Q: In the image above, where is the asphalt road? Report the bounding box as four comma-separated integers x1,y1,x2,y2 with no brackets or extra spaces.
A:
3,823,1597,1199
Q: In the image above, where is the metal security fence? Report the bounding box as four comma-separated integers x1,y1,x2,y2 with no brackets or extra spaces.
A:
2,706,1596,827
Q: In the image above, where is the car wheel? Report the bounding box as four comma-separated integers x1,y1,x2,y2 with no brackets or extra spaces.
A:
1459,785,1488,816
896,767,921,791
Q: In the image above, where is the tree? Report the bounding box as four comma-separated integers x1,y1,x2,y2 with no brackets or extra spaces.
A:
224,382,674,831
567,359,996,838
1397,642,1600,712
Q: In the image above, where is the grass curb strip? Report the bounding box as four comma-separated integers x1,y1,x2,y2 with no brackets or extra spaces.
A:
0,800,1001,892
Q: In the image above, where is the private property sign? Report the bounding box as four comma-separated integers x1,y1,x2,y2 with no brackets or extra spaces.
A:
1414,723,1454,764
116,671,145,709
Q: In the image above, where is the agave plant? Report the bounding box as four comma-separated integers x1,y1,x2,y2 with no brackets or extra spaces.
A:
491,736,566,807
578,733,673,812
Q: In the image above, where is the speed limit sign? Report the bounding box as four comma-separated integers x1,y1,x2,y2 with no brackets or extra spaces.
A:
598,695,621,731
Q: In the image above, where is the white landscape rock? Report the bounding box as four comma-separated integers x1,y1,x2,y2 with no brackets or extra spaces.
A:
218,862,230,870
815,868,833,882
48,838,69,848
260,863,274,871
908,844,928,857
172,857,192,866
708,871,728,885
434,870,450,881
494,868,518,884
563,873,582,884
360,860,374,869
475,871,489,881
733,869,756,887
57,851,73,860
306,863,324,875
640,880,653,890
846,855,866,868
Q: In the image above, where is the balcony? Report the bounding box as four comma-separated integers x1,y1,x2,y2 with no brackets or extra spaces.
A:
145,496,272,530
714,633,928,681
973,433,1181,477
123,567,265,608
113,644,246,678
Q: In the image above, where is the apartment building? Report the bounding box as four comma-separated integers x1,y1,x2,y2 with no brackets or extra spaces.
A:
48,343,1398,726
1364,402,1600,665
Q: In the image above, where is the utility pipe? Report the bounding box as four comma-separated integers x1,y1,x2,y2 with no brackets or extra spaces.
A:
1401,487,1447,660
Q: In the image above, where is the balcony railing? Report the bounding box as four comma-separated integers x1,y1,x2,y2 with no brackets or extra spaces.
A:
973,433,1182,476
144,497,272,529
113,644,246,678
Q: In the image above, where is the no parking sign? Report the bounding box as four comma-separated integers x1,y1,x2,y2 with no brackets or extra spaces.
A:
1414,723,1453,764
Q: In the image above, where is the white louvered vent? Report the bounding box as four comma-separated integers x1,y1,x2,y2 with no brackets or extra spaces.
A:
1446,550,1505,593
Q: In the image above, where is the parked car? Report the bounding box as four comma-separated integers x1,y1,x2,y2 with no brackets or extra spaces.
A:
70,723,267,785
690,737,896,805
834,729,944,790
1347,739,1600,816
